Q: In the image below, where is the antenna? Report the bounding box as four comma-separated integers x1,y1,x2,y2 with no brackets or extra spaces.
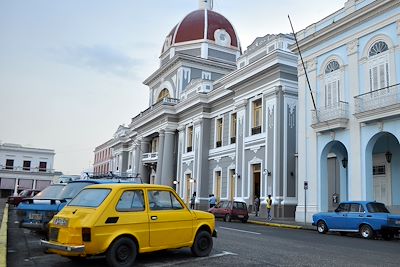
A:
288,15,318,117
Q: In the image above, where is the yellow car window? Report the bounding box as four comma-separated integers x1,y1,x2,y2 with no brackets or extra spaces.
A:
116,190,145,212
148,190,183,210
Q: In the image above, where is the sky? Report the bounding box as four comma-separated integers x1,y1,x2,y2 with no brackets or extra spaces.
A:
0,0,346,175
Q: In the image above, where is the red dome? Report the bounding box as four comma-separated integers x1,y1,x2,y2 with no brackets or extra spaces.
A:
162,9,240,53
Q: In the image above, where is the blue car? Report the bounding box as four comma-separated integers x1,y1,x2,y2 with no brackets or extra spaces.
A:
312,201,400,239
17,178,141,232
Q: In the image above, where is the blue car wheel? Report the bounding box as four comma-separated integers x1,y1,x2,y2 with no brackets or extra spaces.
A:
359,224,374,239
317,221,328,234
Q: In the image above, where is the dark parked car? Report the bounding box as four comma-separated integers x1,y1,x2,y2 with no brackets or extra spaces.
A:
208,200,249,223
312,201,400,239
7,189,41,206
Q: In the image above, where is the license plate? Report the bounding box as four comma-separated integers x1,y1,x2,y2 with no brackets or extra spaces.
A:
29,213,42,220
238,215,244,218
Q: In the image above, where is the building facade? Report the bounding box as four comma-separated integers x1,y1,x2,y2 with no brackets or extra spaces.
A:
95,0,298,217
93,139,113,176
0,142,61,197
294,0,400,222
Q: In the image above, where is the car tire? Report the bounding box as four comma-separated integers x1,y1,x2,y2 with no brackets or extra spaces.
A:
191,230,213,257
224,214,231,222
382,232,394,241
106,237,137,267
317,221,328,234
359,225,374,239
241,217,248,223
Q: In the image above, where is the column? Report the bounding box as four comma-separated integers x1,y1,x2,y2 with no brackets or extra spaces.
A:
235,99,247,199
133,143,140,177
139,137,150,183
161,129,175,186
156,130,165,185
176,126,186,196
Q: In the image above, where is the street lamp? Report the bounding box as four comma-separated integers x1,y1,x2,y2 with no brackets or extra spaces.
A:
263,169,271,176
385,151,392,163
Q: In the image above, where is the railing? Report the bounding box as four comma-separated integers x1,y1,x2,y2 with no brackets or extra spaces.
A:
131,97,179,124
251,126,262,135
312,101,349,124
142,152,158,161
354,83,400,113
0,165,54,173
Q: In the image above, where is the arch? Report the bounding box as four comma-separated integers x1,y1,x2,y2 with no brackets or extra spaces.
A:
325,60,340,74
320,140,348,212
365,132,400,206
319,55,344,75
319,55,345,108
361,34,394,58
157,88,170,102
369,41,389,57
154,80,175,103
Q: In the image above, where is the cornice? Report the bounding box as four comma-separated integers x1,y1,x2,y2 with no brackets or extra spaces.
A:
293,0,398,53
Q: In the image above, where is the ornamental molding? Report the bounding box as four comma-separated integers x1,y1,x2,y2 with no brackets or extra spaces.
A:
347,39,359,55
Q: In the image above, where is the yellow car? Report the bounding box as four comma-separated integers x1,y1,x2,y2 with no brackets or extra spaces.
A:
41,183,216,267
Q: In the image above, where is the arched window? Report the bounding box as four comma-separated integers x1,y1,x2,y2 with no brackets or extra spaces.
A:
157,88,170,101
368,41,389,91
324,60,340,107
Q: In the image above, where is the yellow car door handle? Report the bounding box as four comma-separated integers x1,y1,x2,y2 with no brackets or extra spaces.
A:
151,216,158,220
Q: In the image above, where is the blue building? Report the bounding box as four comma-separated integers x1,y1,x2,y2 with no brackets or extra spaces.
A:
295,0,400,222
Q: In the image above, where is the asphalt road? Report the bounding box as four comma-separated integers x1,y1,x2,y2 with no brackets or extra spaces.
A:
7,207,400,267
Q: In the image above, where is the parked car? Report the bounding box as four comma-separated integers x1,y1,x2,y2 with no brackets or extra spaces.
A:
41,183,217,266
16,183,66,230
312,201,400,239
17,179,139,232
208,200,249,223
7,189,41,206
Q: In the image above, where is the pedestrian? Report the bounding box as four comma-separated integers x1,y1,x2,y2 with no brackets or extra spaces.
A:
209,194,216,208
266,194,272,221
190,192,196,209
254,195,260,216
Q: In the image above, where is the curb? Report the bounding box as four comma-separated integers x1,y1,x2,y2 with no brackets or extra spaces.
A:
0,203,8,267
248,220,306,230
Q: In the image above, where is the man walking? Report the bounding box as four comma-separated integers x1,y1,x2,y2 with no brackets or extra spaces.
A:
266,194,272,221
209,194,216,208
190,192,196,209
254,196,260,216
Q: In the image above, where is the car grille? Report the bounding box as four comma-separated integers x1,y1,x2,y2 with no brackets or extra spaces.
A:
49,227,59,241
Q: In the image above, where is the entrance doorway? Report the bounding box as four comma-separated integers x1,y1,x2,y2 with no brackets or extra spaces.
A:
229,169,235,201
252,164,261,200
373,154,391,205
215,171,222,202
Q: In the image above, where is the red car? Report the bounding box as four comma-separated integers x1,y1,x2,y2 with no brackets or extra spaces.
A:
7,189,41,206
208,200,249,223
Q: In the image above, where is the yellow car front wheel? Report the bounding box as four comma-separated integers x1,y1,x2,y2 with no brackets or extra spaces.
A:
191,231,213,257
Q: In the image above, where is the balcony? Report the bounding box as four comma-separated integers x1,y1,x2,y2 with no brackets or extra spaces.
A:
131,97,179,125
354,84,400,123
142,152,158,163
311,101,349,132
0,165,56,174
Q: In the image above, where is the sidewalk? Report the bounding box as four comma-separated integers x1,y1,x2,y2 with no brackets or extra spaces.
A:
247,212,315,230
0,198,8,267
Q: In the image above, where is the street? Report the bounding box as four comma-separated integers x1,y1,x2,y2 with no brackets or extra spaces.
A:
6,207,400,267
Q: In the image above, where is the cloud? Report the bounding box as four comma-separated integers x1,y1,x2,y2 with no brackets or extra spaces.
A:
50,44,142,78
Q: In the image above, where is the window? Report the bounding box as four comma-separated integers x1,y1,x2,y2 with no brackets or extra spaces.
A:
5,159,14,170
116,190,145,211
335,203,350,212
157,88,170,102
366,202,389,213
151,137,159,153
216,118,223,147
148,190,183,210
68,188,111,208
368,41,389,92
187,126,193,152
324,60,340,107
39,161,47,172
23,160,31,171
349,203,361,212
252,99,262,135
230,113,237,144
373,165,385,175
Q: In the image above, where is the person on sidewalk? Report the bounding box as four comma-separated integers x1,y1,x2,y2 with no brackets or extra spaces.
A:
266,194,272,221
209,194,216,208
190,192,196,209
254,196,260,216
